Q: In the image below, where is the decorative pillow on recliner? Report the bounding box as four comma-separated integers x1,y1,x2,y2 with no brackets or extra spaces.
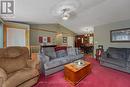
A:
0,56,27,74
107,47,126,60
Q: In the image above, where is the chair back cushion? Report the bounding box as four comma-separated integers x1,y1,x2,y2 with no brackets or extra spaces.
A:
0,56,27,74
0,47,29,73
107,47,126,60
7,47,29,58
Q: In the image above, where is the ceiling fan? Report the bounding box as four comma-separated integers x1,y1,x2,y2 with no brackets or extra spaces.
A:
52,0,80,21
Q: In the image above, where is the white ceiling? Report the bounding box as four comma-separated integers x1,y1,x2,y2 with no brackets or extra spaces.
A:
3,0,130,34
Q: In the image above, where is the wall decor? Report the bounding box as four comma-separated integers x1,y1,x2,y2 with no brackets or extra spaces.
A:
63,37,67,43
38,36,43,43
47,37,51,43
110,28,130,42
43,36,47,43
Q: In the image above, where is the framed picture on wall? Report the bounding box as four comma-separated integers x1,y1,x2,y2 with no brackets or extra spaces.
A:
38,36,43,43
47,37,51,43
110,28,130,42
43,36,47,43
63,37,67,43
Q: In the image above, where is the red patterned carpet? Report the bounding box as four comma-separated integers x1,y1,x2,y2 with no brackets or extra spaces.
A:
34,57,130,87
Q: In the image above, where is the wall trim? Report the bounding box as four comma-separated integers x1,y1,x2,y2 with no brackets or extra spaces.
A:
31,28,57,33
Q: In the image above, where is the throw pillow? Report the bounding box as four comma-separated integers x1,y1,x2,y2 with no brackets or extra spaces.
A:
56,50,67,58
44,47,57,59
67,48,76,56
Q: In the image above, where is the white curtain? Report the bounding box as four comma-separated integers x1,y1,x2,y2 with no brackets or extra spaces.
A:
7,28,26,47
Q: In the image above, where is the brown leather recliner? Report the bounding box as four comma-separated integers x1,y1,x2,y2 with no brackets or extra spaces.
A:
0,47,40,87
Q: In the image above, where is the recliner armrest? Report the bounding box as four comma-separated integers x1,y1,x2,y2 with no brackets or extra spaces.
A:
27,55,40,70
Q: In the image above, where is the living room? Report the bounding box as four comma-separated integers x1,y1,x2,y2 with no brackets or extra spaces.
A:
0,0,130,87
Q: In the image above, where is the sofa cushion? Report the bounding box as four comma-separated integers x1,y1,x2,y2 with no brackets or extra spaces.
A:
56,50,67,58
127,62,130,67
68,54,83,61
3,68,39,87
66,55,77,62
76,54,84,59
60,58,70,64
43,47,56,59
107,47,126,60
40,52,50,64
127,48,130,61
44,58,62,70
100,58,126,67
67,48,76,56
0,56,27,74
75,48,80,55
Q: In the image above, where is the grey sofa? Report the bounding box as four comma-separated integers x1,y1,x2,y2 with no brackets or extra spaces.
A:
40,47,84,76
100,47,130,73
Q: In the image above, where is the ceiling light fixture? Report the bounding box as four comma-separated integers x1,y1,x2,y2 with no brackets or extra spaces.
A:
82,26,94,34
52,0,80,21
62,8,70,20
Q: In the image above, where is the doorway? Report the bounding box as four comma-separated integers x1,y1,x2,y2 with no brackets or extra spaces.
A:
75,34,94,57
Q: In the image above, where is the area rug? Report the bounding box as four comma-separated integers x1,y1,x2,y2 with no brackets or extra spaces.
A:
34,58,130,87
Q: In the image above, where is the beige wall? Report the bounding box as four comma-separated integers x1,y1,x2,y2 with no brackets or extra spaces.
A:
30,24,76,53
94,19,130,57
3,22,76,53
30,24,75,35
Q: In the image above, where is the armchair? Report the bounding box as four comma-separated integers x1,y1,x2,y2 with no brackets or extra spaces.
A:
0,47,40,87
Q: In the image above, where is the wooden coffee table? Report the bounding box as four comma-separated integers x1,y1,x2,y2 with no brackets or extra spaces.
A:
64,61,91,85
